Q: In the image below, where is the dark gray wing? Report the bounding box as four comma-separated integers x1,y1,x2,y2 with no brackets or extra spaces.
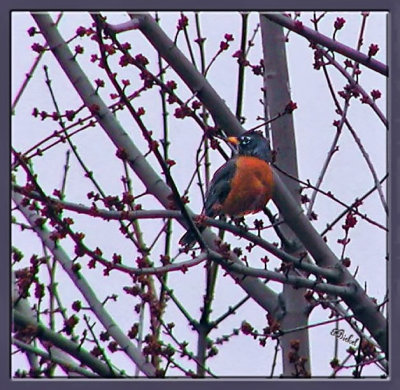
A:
204,157,237,217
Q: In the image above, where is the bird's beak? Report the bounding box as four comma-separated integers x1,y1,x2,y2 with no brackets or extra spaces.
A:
226,136,239,146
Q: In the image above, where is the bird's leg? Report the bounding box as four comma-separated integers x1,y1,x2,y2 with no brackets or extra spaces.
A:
231,216,247,229
217,214,228,240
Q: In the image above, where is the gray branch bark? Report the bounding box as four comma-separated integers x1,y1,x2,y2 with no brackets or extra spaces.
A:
260,15,311,376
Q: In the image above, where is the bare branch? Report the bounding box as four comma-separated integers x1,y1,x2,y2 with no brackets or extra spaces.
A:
12,190,157,376
272,171,387,355
13,310,120,377
262,13,388,76
12,338,100,377
13,185,340,281
32,12,283,322
209,251,354,297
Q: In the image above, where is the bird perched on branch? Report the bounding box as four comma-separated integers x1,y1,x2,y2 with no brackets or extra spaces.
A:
179,130,274,247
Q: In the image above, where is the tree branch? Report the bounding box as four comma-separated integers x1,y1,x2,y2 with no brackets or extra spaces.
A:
208,251,354,297
262,13,388,76
13,185,340,281
272,171,387,355
12,338,100,377
32,12,283,322
12,190,157,377
260,14,310,376
13,310,119,377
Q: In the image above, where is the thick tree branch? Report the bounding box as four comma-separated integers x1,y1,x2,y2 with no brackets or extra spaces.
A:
128,12,245,136
273,171,387,355
262,13,388,76
12,338,100,377
260,15,310,377
12,185,340,281
13,310,119,377
208,252,354,297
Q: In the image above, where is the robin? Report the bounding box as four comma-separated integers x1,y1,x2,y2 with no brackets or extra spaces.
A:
179,130,274,247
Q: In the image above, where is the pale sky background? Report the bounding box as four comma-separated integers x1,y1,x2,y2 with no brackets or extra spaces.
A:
11,11,387,377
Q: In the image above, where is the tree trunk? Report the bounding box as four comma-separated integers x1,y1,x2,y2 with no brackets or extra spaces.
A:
260,14,311,377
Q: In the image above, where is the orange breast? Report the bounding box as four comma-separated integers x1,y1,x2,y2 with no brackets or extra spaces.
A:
222,156,274,216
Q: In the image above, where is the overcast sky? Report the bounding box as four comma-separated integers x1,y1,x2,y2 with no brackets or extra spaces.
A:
12,11,387,377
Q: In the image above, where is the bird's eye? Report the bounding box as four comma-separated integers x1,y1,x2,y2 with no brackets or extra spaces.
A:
240,136,251,145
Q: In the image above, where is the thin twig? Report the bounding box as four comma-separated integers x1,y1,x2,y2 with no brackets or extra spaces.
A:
181,12,198,69
11,13,63,114
235,12,249,120
275,165,387,232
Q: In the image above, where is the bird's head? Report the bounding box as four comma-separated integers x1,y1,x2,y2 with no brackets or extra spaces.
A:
226,130,272,162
